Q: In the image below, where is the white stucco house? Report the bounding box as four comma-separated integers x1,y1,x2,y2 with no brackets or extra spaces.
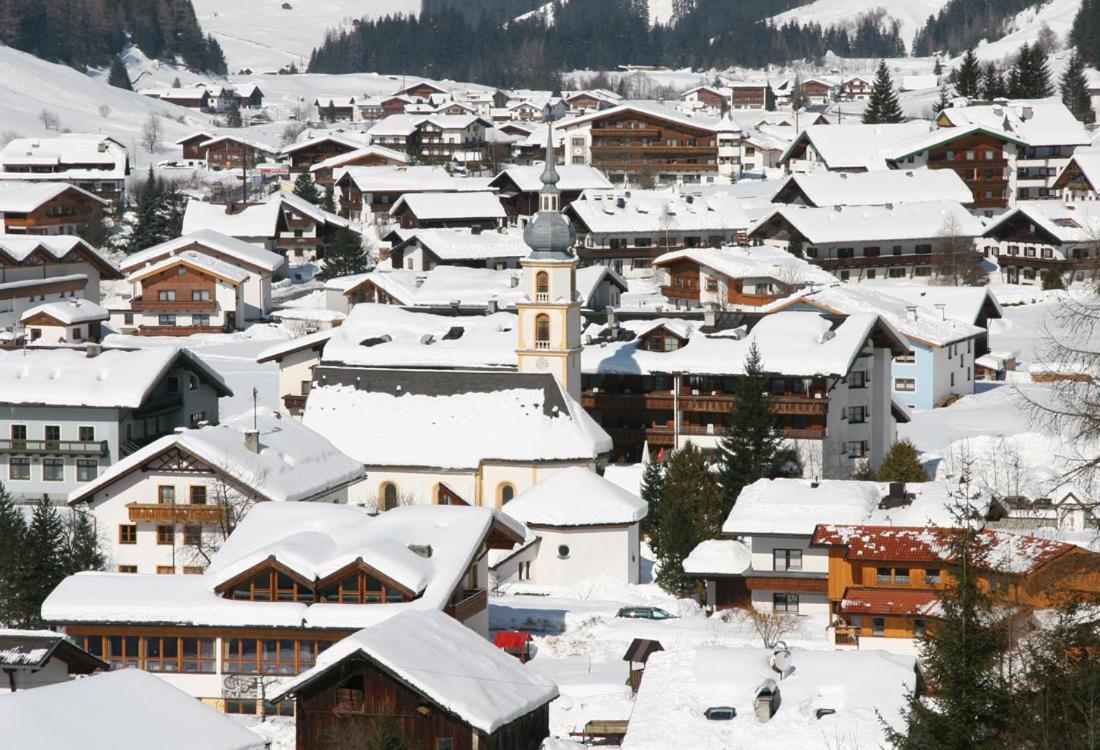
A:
492,467,647,587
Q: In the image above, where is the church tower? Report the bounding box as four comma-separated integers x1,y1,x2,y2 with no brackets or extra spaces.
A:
516,124,582,402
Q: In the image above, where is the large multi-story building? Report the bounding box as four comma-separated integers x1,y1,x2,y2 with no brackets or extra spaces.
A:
0,135,130,205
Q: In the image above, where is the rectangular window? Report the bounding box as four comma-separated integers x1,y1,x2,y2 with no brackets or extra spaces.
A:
772,549,803,571
190,485,207,505
106,635,141,669
9,457,30,481
894,378,916,392
156,565,175,575
156,525,174,545
894,568,910,584
183,525,202,546
773,593,799,614
915,244,932,255
157,290,177,301
183,566,204,575
191,290,211,301
876,567,892,583
158,486,175,504
847,406,866,423
914,618,926,637
10,424,26,441
76,459,98,482
872,617,885,636
118,524,137,544
117,565,137,573
849,371,866,388
78,426,95,442
926,569,941,585
158,314,177,326
44,425,60,442
43,458,63,481
192,314,210,327
438,741,455,750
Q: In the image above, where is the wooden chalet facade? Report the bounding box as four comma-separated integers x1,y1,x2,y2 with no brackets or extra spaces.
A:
729,83,774,110
177,132,215,163
655,254,789,309
585,108,718,184
284,138,361,173
203,137,276,171
799,79,835,106
923,132,1012,211
0,184,106,236
126,256,244,336
981,203,1100,285
310,148,408,186
1053,154,1100,201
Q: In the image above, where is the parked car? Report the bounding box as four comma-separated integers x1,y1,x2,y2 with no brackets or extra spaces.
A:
616,606,676,620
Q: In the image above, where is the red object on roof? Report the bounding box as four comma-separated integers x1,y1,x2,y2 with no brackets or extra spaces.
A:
811,525,1073,574
494,631,531,650
840,587,940,617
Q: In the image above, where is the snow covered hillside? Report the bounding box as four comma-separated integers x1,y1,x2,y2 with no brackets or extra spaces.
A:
515,0,680,27
0,46,218,168
770,0,953,49
975,0,1083,61
191,0,422,72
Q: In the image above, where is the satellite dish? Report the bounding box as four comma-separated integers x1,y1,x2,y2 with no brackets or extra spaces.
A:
771,642,792,676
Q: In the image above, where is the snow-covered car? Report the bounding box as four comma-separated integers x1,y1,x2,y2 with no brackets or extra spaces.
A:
615,606,676,620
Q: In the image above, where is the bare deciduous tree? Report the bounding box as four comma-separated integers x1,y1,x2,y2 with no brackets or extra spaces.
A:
737,607,799,648
39,109,61,131
141,114,162,153
933,215,986,286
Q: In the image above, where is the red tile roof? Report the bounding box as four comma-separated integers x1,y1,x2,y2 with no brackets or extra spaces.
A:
840,587,940,617
811,525,1075,575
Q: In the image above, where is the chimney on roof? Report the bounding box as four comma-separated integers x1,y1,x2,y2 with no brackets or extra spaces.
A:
243,429,260,454
487,298,498,314
754,679,780,722
703,303,717,328
935,303,946,320
905,306,917,323
509,274,519,288
879,482,913,509
97,142,107,153
1021,105,1033,121
84,342,101,358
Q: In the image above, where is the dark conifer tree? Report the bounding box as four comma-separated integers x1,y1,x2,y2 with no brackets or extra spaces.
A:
107,56,131,90
639,458,665,552
954,49,981,99
0,483,26,625
224,99,242,128
875,440,930,482
654,443,722,596
980,62,1007,100
127,166,162,253
293,172,321,204
66,511,104,574
320,228,368,279
1060,49,1093,123
933,83,952,114
1071,0,1100,68
718,341,782,516
16,496,68,627
862,60,904,124
320,184,336,213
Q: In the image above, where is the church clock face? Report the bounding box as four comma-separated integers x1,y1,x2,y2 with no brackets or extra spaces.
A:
535,357,550,371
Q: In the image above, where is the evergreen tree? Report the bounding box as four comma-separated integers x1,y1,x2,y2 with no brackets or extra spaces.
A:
654,443,723,596
127,166,162,253
954,49,981,99
293,172,321,204
66,511,104,574
320,228,368,280
1041,268,1065,290
1060,49,1093,123
933,83,952,114
224,99,243,128
364,714,409,750
886,501,1012,748
15,496,68,627
1009,43,1053,99
320,184,336,213
875,440,930,483
718,342,782,516
325,101,337,123
862,60,903,124
203,34,228,76
789,73,804,111
639,457,665,552
0,483,26,625
107,56,131,90
980,62,1007,100
933,56,943,76
1071,0,1100,68
851,460,876,480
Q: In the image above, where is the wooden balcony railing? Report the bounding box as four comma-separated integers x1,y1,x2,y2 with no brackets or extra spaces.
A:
0,439,108,456
833,624,861,646
131,299,217,313
660,284,700,300
137,325,226,337
127,503,227,524
445,589,487,622
283,394,307,413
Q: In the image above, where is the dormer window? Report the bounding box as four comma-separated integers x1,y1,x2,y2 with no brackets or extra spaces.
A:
318,562,413,604
219,563,314,603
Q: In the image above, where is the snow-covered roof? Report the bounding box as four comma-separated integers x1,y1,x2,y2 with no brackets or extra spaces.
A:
280,132,369,156
557,101,721,133
568,188,750,234
983,200,1100,243
199,134,278,154
70,410,365,505
122,228,284,275
683,538,752,576
272,610,558,732
304,367,611,470
127,250,250,285
576,264,627,304
937,97,1090,148
623,647,916,750
21,297,108,325
501,467,647,527
404,267,523,307
181,201,286,242
781,121,932,170
1058,150,1100,191
0,233,120,276
490,164,612,193
653,246,836,286
391,227,530,262
0,669,265,750
751,200,983,244
0,346,229,408
0,134,127,179
269,190,349,229
772,284,984,347
584,311,905,378
391,191,506,221
774,169,972,207
368,114,488,138
309,144,409,173
0,181,107,211
338,165,491,193
43,504,519,630
722,479,991,536
861,282,1003,326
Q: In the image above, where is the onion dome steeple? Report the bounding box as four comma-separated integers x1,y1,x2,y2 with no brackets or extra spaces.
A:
523,122,576,260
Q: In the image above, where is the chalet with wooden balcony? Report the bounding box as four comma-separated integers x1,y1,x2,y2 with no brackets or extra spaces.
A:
21,298,108,345
566,188,749,277
123,252,247,336
200,135,278,171
43,503,525,710
679,85,731,114
555,102,727,186
840,76,872,101
267,191,354,264
812,523,1100,651
1053,151,1100,201
272,610,557,750
0,345,230,500
563,89,620,114
69,410,365,575
389,191,506,231
799,78,837,105
769,169,974,208
314,97,357,122
0,182,106,236
652,246,836,310
581,310,910,469
981,200,1100,285
0,134,130,205
393,80,448,100
175,131,215,165
728,81,775,110
748,200,984,283
122,228,285,319
489,164,611,218
280,134,368,173
308,145,408,186
778,121,931,173
335,166,487,224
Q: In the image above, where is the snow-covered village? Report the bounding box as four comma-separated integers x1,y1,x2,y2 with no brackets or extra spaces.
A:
0,0,1099,748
